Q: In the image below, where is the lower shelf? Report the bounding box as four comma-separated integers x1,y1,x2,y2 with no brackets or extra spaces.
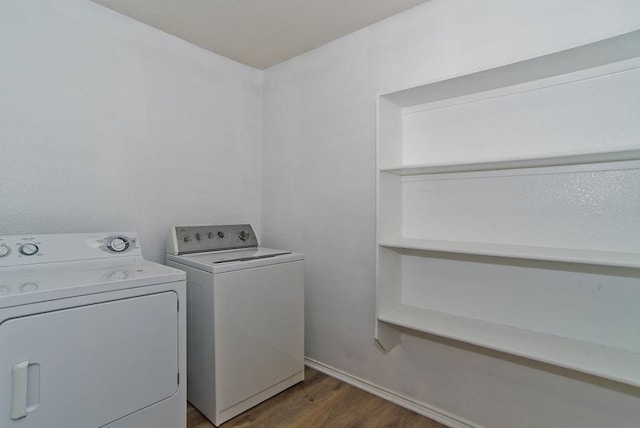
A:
377,304,640,388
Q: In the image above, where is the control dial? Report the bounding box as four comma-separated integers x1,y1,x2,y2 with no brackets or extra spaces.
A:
107,237,129,253
0,244,10,257
19,243,39,256
238,230,249,241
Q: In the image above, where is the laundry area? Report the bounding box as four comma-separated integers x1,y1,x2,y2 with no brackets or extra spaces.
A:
1,1,640,427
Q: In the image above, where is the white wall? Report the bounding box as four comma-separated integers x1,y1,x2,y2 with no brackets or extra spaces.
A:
261,1,640,427
0,0,262,263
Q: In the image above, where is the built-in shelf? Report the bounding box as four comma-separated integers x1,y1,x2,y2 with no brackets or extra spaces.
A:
378,304,640,388
379,239,640,269
375,29,640,388
380,148,640,176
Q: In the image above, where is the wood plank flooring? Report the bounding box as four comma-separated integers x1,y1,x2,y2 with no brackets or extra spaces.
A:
187,366,446,428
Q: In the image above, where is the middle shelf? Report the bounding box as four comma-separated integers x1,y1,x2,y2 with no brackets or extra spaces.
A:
378,158,640,264
378,238,640,269
380,147,640,176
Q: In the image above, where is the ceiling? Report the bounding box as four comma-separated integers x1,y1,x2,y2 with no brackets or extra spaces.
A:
90,0,429,69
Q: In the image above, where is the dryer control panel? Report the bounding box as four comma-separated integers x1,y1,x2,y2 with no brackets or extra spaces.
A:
167,224,258,255
0,233,140,267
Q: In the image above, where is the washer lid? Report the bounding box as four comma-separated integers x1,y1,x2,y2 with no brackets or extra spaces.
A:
189,247,290,264
167,247,304,273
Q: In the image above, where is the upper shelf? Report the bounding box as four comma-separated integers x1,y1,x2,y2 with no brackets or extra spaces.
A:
383,30,640,108
379,238,640,269
380,148,640,176
378,30,640,175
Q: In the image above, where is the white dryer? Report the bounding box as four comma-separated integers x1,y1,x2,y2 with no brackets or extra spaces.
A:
166,224,304,426
0,232,186,428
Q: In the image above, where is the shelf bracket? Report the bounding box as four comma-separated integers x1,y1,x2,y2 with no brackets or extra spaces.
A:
375,321,401,352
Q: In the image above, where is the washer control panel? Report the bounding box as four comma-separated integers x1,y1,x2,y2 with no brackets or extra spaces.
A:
0,232,140,267
168,224,258,255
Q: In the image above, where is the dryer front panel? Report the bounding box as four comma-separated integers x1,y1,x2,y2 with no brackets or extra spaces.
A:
0,292,179,427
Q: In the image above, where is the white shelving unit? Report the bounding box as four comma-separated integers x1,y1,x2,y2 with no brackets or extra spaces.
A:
375,30,640,387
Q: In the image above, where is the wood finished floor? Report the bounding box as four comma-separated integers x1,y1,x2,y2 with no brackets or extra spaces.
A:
187,367,445,428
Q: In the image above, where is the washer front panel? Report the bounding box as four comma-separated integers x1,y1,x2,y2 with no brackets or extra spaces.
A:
166,257,304,425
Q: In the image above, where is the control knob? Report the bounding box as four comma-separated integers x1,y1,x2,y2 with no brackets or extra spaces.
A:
19,243,39,256
0,244,10,257
107,237,129,253
238,230,249,241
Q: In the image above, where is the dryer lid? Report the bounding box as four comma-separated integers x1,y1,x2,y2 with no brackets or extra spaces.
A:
0,259,184,309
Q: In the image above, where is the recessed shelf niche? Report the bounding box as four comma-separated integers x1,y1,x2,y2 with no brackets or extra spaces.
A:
375,29,640,387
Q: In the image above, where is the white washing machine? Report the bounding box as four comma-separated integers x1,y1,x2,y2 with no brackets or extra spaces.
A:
0,232,186,428
166,224,304,426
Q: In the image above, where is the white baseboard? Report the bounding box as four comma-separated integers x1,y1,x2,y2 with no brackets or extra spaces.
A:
304,357,479,428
